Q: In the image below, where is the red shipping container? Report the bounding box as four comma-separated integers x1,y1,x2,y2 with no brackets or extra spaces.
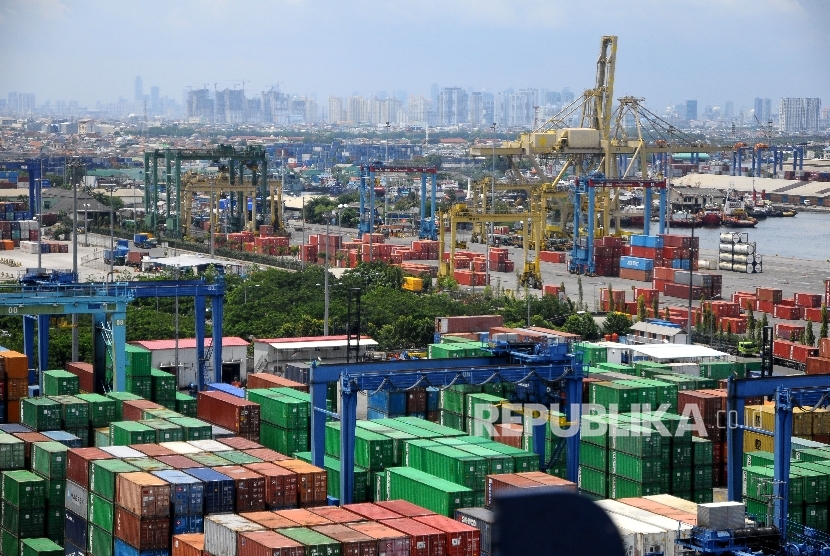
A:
652,279,670,293
795,293,822,308
539,251,567,263
677,391,722,441
382,518,447,556
215,465,267,513
774,305,801,320
218,437,264,451
348,521,410,556
238,511,299,530
308,506,364,524
756,300,775,314
806,357,830,375
0,352,29,379
65,362,94,393
343,503,403,521
6,378,28,401
543,285,561,296
197,391,261,439
493,424,523,448
273,508,333,527
779,299,796,307
653,267,676,281
756,287,783,304
67,447,113,489
775,323,805,341
115,506,171,551
413,515,479,556
309,525,377,556
131,444,176,458
792,344,819,364
116,472,171,518
272,460,327,506
804,307,823,323
375,500,435,518
172,533,206,556
619,268,653,282
122,400,164,422
821,338,830,359
773,340,795,361
244,448,292,462
242,463,298,510
634,288,659,304
718,317,747,334
663,283,705,300
154,455,201,470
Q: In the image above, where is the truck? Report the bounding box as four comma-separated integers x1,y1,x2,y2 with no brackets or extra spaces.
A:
133,233,158,249
125,250,150,268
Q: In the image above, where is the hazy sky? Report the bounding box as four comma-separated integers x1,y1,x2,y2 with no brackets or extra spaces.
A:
1,0,828,115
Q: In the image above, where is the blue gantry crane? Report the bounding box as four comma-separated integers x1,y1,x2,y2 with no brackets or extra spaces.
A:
569,173,667,274
359,164,438,240
306,339,583,504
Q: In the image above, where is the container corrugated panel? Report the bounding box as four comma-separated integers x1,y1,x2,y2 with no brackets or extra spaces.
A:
386,467,473,517
272,460,328,507
238,511,299,530
89,524,114,556
349,520,410,556
237,530,305,556
172,533,206,556
31,441,68,479
1,470,45,508
90,459,140,501
579,441,608,471
125,345,152,376
413,514,479,556
184,467,236,514
272,508,333,527
356,421,417,467
307,506,364,524
293,452,370,503
121,457,173,473
246,389,309,429
197,391,261,440
610,451,661,484
20,538,62,556
140,419,185,443
155,454,202,470
175,393,198,417
218,437,263,451
151,469,205,516
325,422,393,471
274,527,341,556
578,465,608,497
64,509,88,550
114,506,170,551
309,524,376,556
64,479,88,517
75,394,116,428
110,422,157,446
187,452,232,468
171,515,205,537
242,462,298,510
167,418,214,441
66,447,113,489
20,398,62,431
48,395,88,428
115,471,171,518
1,500,45,536
104,392,142,421
89,491,114,532
204,513,265,556
160,441,204,455
216,450,262,466
214,465,267,513
188,439,234,452
383,517,446,556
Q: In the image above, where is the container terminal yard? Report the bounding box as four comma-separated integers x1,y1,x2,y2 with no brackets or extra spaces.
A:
1,35,830,556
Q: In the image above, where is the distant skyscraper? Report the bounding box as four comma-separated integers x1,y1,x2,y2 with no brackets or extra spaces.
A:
438,87,468,125
408,96,431,125
328,97,343,124
186,89,212,120
561,87,574,104
686,99,698,121
779,98,821,132
724,101,734,120
150,86,159,113
753,97,772,125
469,92,483,126
430,83,439,108
134,76,143,102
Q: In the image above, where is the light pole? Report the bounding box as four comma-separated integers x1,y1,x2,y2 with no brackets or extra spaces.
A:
385,122,390,227
108,184,117,281
323,211,333,336
244,283,260,304
337,203,348,229
36,175,42,271
82,203,91,246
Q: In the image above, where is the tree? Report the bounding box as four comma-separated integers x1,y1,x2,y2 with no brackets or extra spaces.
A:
746,308,756,340
577,276,584,311
651,296,659,320
561,312,600,341
602,312,633,337
760,312,769,337
821,304,828,340
805,319,816,347
636,295,647,323
606,285,614,312
664,306,670,320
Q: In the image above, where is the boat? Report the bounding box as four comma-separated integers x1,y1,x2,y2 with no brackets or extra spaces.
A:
669,211,702,228
619,205,645,226
701,211,722,226
721,186,757,227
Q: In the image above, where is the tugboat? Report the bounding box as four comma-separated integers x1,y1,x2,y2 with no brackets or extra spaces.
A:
721,186,757,228
669,211,702,228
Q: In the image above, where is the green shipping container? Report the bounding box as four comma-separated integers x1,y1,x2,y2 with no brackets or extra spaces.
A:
1,470,46,508
581,415,611,447
166,417,213,441
794,448,830,463
218,450,263,466
42,475,64,507
44,506,63,541
21,538,63,556
187,453,232,467
89,524,114,556
652,374,699,392
744,451,775,468
610,475,663,499
121,457,173,473
804,503,829,532
0,435,25,470
89,492,114,532
579,441,607,471
386,466,474,517
590,382,638,413
595,362,636,375
633,361,672,379
669,467,693,493
792,465,830,504
20,398,62,432
634,379,678,412
693,490,714,504
608,424,662,458
390,417,467,438
143,408,182,420
693,437,714,465
692,466,714,491
42,370,80,396
452,443,514,475
246,389,309,429
31,442,68,480
175,393,197,417
125,345,152,377
356,421,417,467
260,421,309,455
578,465,608,497
276,527,341,556
439,411,464,431
743,465,803,506
1,529,18,556
104,391,143,420
150,368,177,402
615,380,658,410
125,375,152,399
700,361,735,380
325,423,393,471
669,443,693,468
294,452,370,503
89,459,139,501
138,419,184,443
75,394,116,428
610,451,661,484
463,439,540,472
374,471,387,502
1,501,45,537
465,393,504,423
109,421,155,446
48,395,89,428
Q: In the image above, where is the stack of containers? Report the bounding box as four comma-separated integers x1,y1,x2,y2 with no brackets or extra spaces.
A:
124,345,153,399
64,447,113,556
64,362,94,394
659,233,699,271
31,442,68,544
600,288,627,312
246,388,309,455
90,458,141,556
593,236,622,277
152,469,205,535
175,393,198,417
114,472,171,554
718,232,762,274
579,415,610,498
1,470,47,554
48,395,88,446
3,351,31,423
42,371,79,397
270,459,328,508
621,235,663,282
485,471,576,508
197,391,260,441
404,439,487,506
150,369,177,408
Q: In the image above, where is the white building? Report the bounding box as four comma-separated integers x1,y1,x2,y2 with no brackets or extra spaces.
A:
130,336,250,388
252,335,378,375
779,97,821,133
628,321,687,345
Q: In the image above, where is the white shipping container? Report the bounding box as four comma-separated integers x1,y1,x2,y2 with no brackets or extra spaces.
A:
64,480,88,518
160,441,204,455
606,512,669,556
644,494,698,514
188,439,233,452
596,499,693,555
698,502,746,530
100,446,145,459
205,514,265,556
663,362,700,377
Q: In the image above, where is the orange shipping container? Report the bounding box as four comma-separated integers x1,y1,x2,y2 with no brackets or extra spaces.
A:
116,472,171,518
0,351,29,379
172,533,206,556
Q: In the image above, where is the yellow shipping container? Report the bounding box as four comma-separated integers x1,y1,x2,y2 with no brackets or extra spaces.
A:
744,430,774,453
402,276,423,292
793,408,814,437
813,409,830,435
746,405,775,432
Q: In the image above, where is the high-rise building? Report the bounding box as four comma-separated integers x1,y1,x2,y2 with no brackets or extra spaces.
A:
753,98,772,125
134,76,143,102
186,89,212,120
724,101,734,120
561,87,574,104
347,96,367,124
469,92,483,126
328,97,344,124
150,86,160,114
686,99,698,121
263,89,289,124
779,98,821,133
438,87,468,125
496,89,537,127
408,96,431,125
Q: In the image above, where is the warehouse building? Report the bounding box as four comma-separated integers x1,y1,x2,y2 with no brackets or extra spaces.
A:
252,334,378,375
129,336,250,388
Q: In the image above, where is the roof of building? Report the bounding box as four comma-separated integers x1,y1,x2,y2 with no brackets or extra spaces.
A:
41,188,109,214
131,337,250,350
672,173,830,197
631,321,685,336
628,343,728,360
256,335,377,350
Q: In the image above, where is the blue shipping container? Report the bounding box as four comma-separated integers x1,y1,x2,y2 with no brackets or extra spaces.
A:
114,538,170,556
630,235,664,248
0,423,30,433
151,470,204,515
211,425,235,440
43,430,83,448
64,509,88,549
183,467,235,514
171,514,204,535
620,256,654,271
367,408,389,420
426,388,440,412
65,541,85,556
368,391,407,416
206,383,245,398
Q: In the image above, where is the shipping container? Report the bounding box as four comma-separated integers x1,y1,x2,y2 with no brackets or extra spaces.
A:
116,471,171,517
205,514,266,556
214,465,267,513
1,470,45,508
64,509,88,550
20,397,62,431
198,391,261,440
114,506,170,551
64,479,88,518
348,521,410,556
90,459,140,501
167,418,216,441
76,393,117,428
185,467,236,514
237,530,305,556
48,395,88,428
31,441,67,479
386,467,474,517
172,533,206,556
89,492,115,532
243,462,298,509
271,460,328,507
309,524,376,556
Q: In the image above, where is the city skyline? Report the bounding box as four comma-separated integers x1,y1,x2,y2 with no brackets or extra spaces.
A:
1,0,828,116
